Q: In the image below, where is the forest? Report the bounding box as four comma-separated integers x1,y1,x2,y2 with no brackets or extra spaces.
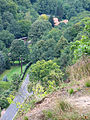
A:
0,0,90,119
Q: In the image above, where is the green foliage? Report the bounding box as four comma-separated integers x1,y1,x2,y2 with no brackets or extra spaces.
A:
0,81,11,91
42,28,62,42
10,39,29,62
68,88,74,94
34,0,57,15
0,40,5,51
70,19,90,61
64,23,83,42
55,36,68,57
32,82,47,100
29,60,64,86
0,0,18,16
0,51,5,73
0,30,15,48
24,116,28,120
28,19,52,44
30,39,56,63
85,80,90,87
18,20,31,37
0,97,9,109
38,14,49,20
11,74,21,90
7,95,15,104
47,80,56,93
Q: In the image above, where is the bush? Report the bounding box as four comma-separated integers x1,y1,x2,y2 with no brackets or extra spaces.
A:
0,97,9,109
68,88,74,94
11,74,21,90
85,80,90,87
24,116,28,120
29,60,64,87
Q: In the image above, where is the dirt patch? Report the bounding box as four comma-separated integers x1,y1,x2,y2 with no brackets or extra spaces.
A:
68,96,90,114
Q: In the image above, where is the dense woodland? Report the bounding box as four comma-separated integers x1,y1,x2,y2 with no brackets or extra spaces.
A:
0,0,90,117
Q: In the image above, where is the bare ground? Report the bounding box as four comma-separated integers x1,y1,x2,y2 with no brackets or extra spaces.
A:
17,83,90,120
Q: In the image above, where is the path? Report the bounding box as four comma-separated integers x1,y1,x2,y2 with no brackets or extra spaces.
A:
1,74,33,120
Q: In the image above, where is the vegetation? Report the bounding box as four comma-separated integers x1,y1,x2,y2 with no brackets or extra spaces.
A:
42,100,90,120
0,0,90,119
85,80,90,87
29,60,64,86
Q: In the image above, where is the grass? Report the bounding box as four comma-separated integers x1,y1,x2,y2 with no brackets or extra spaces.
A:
42,100,90,120
0,81,11,90
0,65,26,81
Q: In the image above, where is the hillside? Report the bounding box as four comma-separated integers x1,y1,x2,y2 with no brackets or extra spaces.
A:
15,57,90,120
0,0,90,119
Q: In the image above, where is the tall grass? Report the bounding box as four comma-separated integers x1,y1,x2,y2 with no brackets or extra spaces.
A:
42,100,90,120
67,56,90,81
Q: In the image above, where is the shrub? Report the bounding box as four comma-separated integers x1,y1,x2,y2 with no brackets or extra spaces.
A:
29,60,64,87
85,80,90,87
11,74,21,90
0,97,9,109
24,116,28,120
68,88,74,94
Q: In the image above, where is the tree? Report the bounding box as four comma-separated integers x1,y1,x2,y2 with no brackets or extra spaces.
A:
55,36,68,57
2,11,15,30
42,28,62,42
29,60,64,86
0,51,6,73
10,39,29,63
7,20,21,38
55,1,64,20
0,30,15,48
34,0,57,15
18,20,31,37
30,39,56,63
64,23,83,42
11,74,21,90
0,41,5,51
0,0,18,17
28,20,52,43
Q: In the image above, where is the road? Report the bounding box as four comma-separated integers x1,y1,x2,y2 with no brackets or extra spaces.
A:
1,74,33,120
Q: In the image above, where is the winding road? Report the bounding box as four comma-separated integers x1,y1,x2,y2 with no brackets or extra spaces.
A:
1,74,33,120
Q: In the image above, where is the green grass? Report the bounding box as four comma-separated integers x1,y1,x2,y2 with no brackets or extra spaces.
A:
0,81,11,94
0,65,26,81
0,81,11,89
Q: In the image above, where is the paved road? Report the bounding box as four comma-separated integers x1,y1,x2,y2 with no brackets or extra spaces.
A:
1,74,33,120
